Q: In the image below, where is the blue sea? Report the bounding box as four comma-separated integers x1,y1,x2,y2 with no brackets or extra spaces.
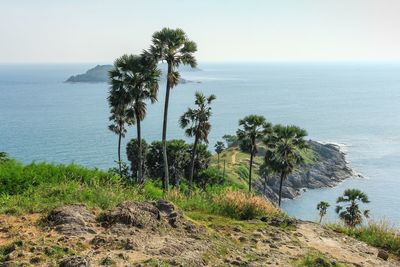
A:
1,62,400,225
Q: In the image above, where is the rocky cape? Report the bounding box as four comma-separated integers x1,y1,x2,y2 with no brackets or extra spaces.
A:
65,64,200,84
254,140,355,203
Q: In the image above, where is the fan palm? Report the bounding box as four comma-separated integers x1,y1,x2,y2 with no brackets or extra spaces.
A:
317,201,330,223
147,28,197,192
265,124,308,207
180,92,215,194
237,115,272,192
214,141,225,170
109,54,160,183
335,189,370,227
108,105,132,176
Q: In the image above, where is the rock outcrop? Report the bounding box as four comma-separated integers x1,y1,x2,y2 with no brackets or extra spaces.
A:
255,140,354,202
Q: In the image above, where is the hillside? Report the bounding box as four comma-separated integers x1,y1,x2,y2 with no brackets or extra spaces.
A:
0,158,398,266
0,204,397,266
211,140,354,203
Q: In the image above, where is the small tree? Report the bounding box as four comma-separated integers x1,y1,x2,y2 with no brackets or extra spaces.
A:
335,189,370,227
180,92,215,195
237,115,272,192
214,141,225,170
126,139,148,181
264,124,308,207
317,201,330,223
108,105,132,176
0,152,10,163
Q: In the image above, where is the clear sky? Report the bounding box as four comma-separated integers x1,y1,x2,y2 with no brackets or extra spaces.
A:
1,0,400,63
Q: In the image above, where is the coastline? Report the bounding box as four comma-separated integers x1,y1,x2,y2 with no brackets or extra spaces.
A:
255,140,356,203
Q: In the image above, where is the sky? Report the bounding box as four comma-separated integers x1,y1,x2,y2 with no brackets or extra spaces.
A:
1,0,400,63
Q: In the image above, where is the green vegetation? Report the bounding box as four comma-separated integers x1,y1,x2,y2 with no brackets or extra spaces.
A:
293,251,346,267
0,158,280,221
329,220,400,256
180,92,215,194
317,201,330,223
335,189,370,227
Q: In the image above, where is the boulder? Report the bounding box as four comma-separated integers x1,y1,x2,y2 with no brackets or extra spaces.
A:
47,205,96,235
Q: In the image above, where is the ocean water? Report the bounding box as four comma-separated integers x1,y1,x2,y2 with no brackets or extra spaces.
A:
1,62,400,225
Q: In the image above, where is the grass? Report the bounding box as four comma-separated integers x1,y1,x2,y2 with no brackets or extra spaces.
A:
328,220,400,256
293,251,347,267
0,159,279,221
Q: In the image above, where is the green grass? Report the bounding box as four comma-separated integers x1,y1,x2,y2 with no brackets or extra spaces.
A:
0,159,279,221
328,221,400,256
293,251,346,267
0,160,151,214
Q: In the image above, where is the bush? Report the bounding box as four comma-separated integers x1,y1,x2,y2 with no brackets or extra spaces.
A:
195,167,225,190
126,139,148,180
213,189,278,220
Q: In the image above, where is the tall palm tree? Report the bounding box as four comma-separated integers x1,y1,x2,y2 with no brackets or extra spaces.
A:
237,115,272,192
147,28,197,192
108,105,131,176
180,92,215,194
265,125,308,207
109,54,160,183
317,201,330,223
214,141,225,170
335,189,370,227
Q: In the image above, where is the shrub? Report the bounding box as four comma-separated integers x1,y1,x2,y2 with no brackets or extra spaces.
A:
213,189,278,220
195,167,225,190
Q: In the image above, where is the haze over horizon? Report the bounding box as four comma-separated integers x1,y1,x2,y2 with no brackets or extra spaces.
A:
1,0,400,63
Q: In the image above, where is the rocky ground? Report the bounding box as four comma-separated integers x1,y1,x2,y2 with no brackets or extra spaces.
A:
254,141,354,203
0,201,398,266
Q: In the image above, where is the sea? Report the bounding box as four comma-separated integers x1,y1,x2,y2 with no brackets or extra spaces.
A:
1,62,399,226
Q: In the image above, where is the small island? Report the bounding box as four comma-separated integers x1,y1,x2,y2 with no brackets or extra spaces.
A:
65,64,200,84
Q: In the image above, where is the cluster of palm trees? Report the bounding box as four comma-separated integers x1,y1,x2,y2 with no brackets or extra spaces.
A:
108,28,206,192
317,189,370,226
235,115,308,207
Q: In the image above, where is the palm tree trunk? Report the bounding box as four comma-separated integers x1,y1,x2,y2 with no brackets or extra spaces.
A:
189,135,199,196
118,132,122,177
278,172,285,207
248,138,255,192
136,110,143,184
217,153,220,170
223,159,226,179
264,175,267,196
162,63,172,193
319,215,323,224
249,152,254,192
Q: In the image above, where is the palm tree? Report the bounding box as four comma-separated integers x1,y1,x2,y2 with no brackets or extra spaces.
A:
180,92,215,194
214,141,225,170
335,189,370,227
109,54,160,183
108,105,131,176
147,28,197,192
265,124,308,207
317,201,330,223
237,115,272,192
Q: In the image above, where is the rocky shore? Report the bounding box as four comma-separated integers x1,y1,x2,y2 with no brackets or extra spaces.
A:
255,140,355,203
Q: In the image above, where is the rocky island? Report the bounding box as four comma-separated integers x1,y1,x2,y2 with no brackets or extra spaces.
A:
65,64,200,84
